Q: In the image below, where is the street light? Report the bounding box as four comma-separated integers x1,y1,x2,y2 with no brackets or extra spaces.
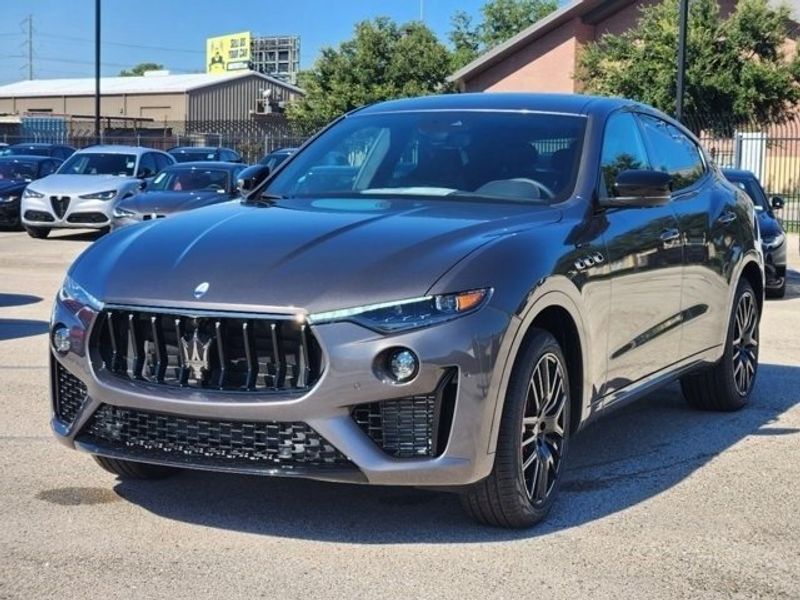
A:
675,0,689,122
94,0,101,143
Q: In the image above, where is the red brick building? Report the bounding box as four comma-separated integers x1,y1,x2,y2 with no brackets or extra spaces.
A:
448,0,773,93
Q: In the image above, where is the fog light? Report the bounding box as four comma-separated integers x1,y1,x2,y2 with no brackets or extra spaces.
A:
52,326,71,354
389,349,418,382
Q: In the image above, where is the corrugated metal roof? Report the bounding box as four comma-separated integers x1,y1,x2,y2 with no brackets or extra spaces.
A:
0,71,303,98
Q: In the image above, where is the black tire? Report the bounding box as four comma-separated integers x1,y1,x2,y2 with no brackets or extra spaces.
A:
25,226,50,239
93,455,178,480
765,276,786,299
681,278,759,411
460,328,571,528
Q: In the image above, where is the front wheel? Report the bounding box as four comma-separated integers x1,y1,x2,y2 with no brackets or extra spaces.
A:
681,278,760,411
25,226,50,239
460,329,570,528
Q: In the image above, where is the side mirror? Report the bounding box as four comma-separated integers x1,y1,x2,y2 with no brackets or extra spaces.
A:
771,196,784,210
236,164,271,200
600,169,672,208
138,179,147,191
137,168,153,179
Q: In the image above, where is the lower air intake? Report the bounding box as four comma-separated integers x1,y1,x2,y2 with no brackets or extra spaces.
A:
54,362,88,426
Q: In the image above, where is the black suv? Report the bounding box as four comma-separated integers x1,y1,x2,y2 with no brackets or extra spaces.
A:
51,94,763,528
2,143,75,160
168,146,242,163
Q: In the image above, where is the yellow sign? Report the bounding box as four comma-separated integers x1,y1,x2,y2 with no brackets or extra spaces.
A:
206,32,251,73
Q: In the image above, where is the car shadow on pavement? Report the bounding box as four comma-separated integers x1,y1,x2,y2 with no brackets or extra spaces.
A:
0,293,42,308
114,363,799,543
0,318,49,341
779,267,800,300
48,230,105,243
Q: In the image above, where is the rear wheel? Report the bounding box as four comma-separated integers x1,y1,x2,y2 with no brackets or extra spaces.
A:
461,329,570,528
25,226,50,239
681,279,759,411
93,455,178,480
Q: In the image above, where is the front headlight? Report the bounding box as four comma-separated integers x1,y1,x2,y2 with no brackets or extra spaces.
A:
112,206,136,218
763,233,785,250
58,275,104,314
23,187,44,199
79,189,117,200
308,288,492,333
0,195,19,203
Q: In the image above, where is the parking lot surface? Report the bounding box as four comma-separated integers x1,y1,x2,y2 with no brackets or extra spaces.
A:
1,230,799,600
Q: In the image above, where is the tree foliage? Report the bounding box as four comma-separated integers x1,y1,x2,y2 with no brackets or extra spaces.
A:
119,62,165,77
286,18,452,133
449,0,558,69
576,0,800,132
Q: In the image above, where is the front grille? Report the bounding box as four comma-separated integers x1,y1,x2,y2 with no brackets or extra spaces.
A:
54,362,88,425
91,308,323,393
67,212,108,224
352,370,457,458
24,210,55,222
78,404,350,469
50,196,70,219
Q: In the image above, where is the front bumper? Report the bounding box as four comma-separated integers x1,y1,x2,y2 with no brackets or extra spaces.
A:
762,239,787,289
50,297,513,487
21,193,113,229
0,198,20,226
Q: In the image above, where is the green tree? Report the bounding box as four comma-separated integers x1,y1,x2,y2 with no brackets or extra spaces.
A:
449,11,481,70
479,0,558,49
119,62,165,77
287,18,452,133
576,0,800,132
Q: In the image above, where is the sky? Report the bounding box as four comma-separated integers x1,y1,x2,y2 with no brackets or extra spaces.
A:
0,0,489,84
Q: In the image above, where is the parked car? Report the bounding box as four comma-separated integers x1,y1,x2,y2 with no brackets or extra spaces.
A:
259,147,296,171
168,146,242,163
111,161,246,229
51,94,763,528
20,145,175,238
722,168,787,298
0,155,62,228
2,142,75,160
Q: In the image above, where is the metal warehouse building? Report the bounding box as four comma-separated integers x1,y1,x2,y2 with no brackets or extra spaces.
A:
0,70,304,123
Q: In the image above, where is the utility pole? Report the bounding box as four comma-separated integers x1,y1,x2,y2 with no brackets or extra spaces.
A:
22,15,33,80
675,0,689,122
94,0,101,142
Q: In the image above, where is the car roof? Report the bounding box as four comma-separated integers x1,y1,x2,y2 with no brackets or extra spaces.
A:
354,93,639,117
164,161,242,170
721,168,757,179
75,145,167,155
0,154,56,162
7,142,71,148
169,146,233,152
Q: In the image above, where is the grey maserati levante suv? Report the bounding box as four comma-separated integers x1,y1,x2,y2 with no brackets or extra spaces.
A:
51,94,763,527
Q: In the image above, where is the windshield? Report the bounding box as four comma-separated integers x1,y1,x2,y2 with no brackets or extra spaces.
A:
172,151,217,163
266,111,586,204
149,168,230,192
0,159,37,180
727,175,769,211
59,152,137,176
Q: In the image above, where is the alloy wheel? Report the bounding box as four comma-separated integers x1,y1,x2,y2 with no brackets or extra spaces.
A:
521,352,567,505
732,290,759,395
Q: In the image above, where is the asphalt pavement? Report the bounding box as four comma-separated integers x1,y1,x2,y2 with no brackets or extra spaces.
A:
1,229,798,600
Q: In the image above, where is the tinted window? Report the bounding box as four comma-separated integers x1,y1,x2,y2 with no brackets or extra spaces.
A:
59,152,137,176
39,160,59,177
53,146,74,160
221,150,240,162
266,111,586,204
638,114,704,191
137,153,158,177
173,150,218,162
599,112,651,195
260,151,292,170
7,146,49,157
149,168,230,192
154,153,173,172
0,159,38,180
726,175,769,211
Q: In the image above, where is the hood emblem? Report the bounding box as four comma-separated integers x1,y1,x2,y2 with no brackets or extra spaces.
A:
193,282,210,299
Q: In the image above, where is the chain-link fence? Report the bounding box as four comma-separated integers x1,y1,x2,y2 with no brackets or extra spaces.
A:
0,117,309,164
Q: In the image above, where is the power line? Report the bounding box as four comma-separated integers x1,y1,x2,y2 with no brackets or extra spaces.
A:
40,31,205,54
0,53,196,73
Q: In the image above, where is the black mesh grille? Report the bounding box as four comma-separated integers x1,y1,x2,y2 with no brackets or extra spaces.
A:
67,212,108,224
352,395,436,458
79,405,350,469
54,363,88,425
91,308,323,393
24,210,55,222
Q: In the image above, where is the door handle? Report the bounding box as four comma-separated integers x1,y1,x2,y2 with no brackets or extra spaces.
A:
717,211,737,225
660,228,681,244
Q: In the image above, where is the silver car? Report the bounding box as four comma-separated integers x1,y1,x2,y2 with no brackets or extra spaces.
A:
20,145,174,238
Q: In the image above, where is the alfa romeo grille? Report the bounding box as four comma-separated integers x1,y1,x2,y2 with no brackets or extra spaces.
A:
79,404,350,468
50,196,70,219
91,308,322,393
54,362,88,426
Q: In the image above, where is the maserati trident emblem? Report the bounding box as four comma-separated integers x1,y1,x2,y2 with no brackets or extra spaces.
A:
180,329,213,383
193,282,210,299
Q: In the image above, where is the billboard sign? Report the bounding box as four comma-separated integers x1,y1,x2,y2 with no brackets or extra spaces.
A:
206,32,251,73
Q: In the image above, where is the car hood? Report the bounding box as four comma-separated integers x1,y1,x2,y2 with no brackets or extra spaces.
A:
117,190,230,214
27,173,137,195
72,197,560,314
0,179,26,195
757,210,783,239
